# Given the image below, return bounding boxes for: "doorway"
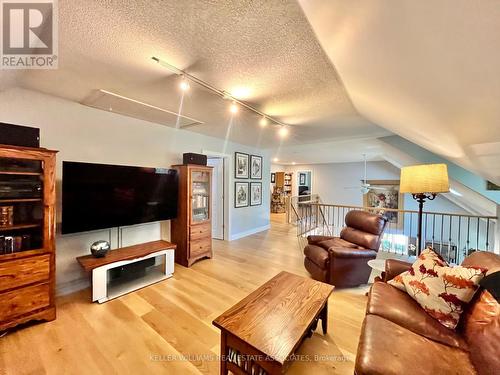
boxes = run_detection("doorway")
[207,157,224,240]
[297,170,313,198]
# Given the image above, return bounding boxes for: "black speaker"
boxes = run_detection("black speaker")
[0,123,40,148]
[183,153,207,166]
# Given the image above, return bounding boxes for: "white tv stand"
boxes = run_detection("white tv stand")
[77,240,175,303]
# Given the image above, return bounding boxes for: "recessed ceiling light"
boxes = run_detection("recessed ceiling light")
[278,126,289,138]
[292,162,296,165]
[230,102,238,114]
[273,157,279,162]
[259,116,268,127]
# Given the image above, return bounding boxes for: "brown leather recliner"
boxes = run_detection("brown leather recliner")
[303,210,388,287]
[355,251,500,375]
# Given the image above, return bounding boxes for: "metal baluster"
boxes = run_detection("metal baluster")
[447,215,452,263]
[476,217,480,251]
[466,217,471,255]
[486,218,490,251]
[432,214,436,248]
[408,212,413,256]
[424,213,428,247]
[439,215,444,258]
[321,206,328,234]
[458,217,462,263]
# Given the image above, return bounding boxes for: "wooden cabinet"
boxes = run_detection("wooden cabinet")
[0,144,57,331]
[171,164,213,267]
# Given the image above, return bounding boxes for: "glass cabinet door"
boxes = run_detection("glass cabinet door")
[0,157,44,255]
[191,170,210,223]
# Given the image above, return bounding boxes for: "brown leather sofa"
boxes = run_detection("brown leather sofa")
[355,251,500,375]
[303,210,388,287]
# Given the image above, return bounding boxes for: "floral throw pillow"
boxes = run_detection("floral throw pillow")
[388,247,487,329]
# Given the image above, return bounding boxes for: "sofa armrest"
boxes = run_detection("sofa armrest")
[307,235,334,245]
[384,259,412,281]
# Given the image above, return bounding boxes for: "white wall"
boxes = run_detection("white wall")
[282,161,469,215]
[0,88,270,294]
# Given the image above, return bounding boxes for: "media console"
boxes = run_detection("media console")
[76,240,175,303]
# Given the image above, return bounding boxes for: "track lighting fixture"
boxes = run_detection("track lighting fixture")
[152,56,293,136]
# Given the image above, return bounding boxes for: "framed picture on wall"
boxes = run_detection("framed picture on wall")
[250,155,262,179]
[250,182,262,206]
[271,173,276,183]
[363,180,404,231]
[299,173,306,185]
[235,152,249,179]
[235,182,249,208]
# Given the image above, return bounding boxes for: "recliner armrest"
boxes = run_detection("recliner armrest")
[307,235,334,245]
[384,259,412,281]
[329,247,377,259]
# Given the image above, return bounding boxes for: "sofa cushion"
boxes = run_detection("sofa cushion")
[368,282,467,350]
[304,245,329,268]
[388,248,487,329]
[355,315,476,375]
[459,251,500,375]
[344,210,387,235]
[340,227,382,251]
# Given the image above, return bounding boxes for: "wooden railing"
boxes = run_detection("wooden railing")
[295,202,498,264]
[286,194,320,224]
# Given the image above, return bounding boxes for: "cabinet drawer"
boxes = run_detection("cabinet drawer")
[0,254,50,293]
[189,223,211,241]
[0,283,50,321]
[190,237,211,258]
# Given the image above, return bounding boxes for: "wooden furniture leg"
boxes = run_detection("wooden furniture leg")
[220,331,228,375]
[321,301,328,334]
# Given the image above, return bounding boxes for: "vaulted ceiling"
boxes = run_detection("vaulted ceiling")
[299,0,500,183]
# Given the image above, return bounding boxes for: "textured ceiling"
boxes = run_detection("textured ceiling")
[5,0,389,151]
[299,0,500,182]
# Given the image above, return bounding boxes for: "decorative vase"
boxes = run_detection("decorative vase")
[90,240,110,258]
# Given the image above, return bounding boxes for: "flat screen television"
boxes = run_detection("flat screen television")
[62,161,178,234]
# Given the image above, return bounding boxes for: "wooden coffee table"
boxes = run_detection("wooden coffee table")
[213,271,334,375]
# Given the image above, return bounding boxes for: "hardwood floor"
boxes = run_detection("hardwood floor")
[1,218,369,375]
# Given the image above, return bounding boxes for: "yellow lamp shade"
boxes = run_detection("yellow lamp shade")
[400,164,450,194]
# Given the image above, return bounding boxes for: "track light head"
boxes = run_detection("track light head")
[278,126,289,138]
[259,116,268,127]
[230,102,238,114]
[179,76,190,91]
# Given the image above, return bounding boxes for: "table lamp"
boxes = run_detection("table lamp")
[400,164,450,254]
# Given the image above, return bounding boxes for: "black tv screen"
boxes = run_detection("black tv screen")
[62,161,178,234]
